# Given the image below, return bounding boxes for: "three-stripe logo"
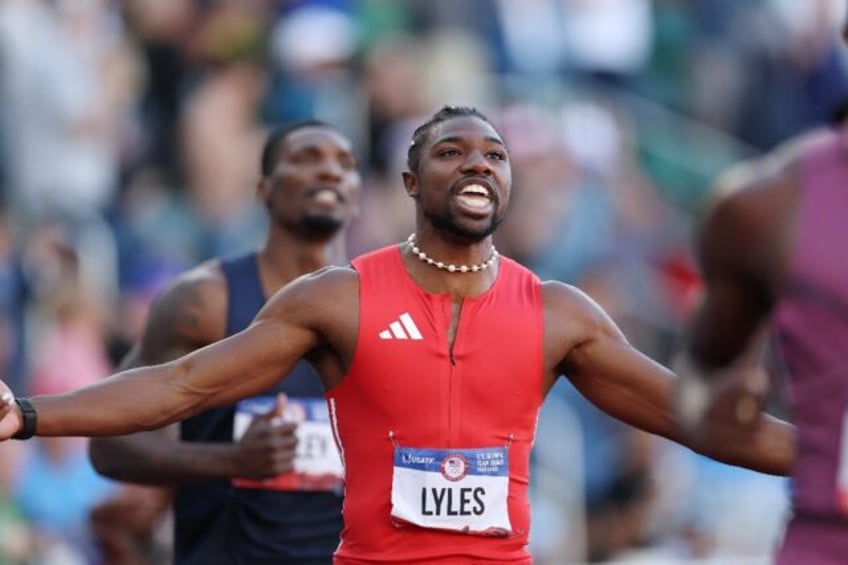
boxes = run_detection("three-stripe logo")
[379,312,423,340]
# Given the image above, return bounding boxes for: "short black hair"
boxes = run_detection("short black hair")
[260,120,341,176]
[406,105,497,172]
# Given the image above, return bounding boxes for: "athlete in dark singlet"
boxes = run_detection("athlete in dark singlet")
[87,121,361,564]
[1,106,794,563]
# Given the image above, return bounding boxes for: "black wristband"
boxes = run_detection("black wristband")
[12,397,37,440]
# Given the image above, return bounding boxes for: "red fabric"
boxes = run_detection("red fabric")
[327,245,544,563]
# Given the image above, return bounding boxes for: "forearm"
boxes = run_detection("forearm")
[17,321,298,439]
[29,363,200,437]
[693,414,795,476]
[90,432,243,484]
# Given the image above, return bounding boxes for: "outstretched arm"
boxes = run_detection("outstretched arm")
[89,271,297,484]
[546,282,795,476]
[0,268,343,441]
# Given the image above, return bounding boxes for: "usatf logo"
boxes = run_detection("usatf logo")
[378,312,423,340]
[440,454,468,482]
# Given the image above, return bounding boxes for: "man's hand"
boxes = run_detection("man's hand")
[234,394,299,479]
[0,386,22,441]
[674,355,770,444]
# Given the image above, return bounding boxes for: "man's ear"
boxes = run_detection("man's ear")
[402,171,419,199]
[257,177,271,201]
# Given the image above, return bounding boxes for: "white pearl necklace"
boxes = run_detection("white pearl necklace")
[406,233,498,273]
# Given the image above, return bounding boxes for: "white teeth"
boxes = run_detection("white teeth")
[314,190,338,204]
[459,184,490,197]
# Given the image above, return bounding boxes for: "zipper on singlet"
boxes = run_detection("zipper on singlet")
[447,298,464,440]
[448,298,463,366]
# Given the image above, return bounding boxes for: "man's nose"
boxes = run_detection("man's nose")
[317,158,344,180]
[460,150,492,175]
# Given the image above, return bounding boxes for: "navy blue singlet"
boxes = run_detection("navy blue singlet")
[173,254,343,564]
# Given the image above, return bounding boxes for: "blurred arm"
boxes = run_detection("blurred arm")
[676,154,796,435]
[547,282,795,476]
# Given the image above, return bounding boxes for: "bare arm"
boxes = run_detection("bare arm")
[89,387,295,484]
[685,157,792,369]
[90,271,229,483]
[546,282,794,476]
[675,152,797,435]
[0,267,349,441]
[89,270,296,484]
[89,344,187,484]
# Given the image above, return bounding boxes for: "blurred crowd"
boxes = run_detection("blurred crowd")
[0,0,846,563]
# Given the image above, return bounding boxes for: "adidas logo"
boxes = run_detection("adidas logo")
[379,312,423,340]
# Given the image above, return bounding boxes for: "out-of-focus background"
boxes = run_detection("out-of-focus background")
[0,0,846,563]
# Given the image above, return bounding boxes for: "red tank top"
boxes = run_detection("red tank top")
[327,245,544,563]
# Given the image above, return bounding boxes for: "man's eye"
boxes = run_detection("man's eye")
[438,149,460,157]
[292,152,319,163]
[487,152,506,161]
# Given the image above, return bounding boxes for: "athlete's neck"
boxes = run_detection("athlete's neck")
[259,231,347,292]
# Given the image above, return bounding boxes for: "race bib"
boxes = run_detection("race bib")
[390,446,512,536]
[837,406,848,515]
[232,396,343,492]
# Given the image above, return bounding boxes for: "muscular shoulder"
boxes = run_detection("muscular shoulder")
[702,127,834,233]
[257,265,359,344]
[707,144,794,225]
[697,136,802,285]
[142,260,229,356]
[541,281,626,362]
[263,264,358,308]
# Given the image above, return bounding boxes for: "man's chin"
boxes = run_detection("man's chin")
[431,217,501,243]
[302,215,345,236]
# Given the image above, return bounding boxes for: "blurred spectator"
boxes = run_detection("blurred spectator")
[362,33,430,175]
[348,33,425,255]
[177,1,271,258]
[265,2,362,130]
[561,0,654,87]
[120,0,198,182]
[6,214,119,560]
[490,0,654,89]
[729,0,848,150]
[90,484,173,565]
[491,0,569,76]
[13,437,118,564]
[0,0,140,236]
[0,209,28,395]
[11,219,118,560]
[0,442,36,562]
[29,286,111,394]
